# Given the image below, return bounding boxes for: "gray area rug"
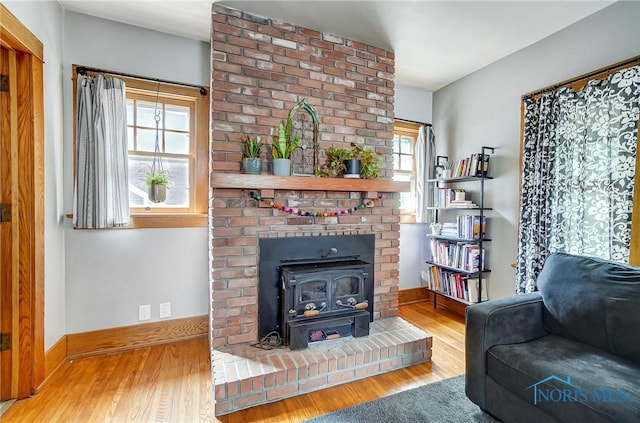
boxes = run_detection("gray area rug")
[303,375,498,423]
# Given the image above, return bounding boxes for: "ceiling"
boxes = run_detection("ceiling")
[57,1,614,91]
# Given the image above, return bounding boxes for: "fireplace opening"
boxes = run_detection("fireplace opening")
[258,235,375,349]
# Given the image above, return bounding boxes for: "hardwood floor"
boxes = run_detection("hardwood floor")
[2,337,213,422]
[1,302,465,423]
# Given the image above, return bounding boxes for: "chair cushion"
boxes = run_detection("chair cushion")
[487,335,640,422]
[537,252,640,364]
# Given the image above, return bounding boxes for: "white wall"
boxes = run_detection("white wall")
[398,224,431,289]
[3,0,67,351]
[395,85,433,289]
[433,1,640,300]
[62,11,211,333]
[395,85,433,125]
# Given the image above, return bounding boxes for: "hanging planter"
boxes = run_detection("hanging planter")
[146,170,170,203]
[145,82,170,204]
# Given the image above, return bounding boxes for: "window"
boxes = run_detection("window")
[126,81,208,227]
[72,66,209,228]
[516,59,640,292]
[392,121,419,222]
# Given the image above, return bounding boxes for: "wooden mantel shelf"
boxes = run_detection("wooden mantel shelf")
[212,173,410,192]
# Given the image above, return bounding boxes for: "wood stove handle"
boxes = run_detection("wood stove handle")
[303,310,320,317]
[355,302,368,309]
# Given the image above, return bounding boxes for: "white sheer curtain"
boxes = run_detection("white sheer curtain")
[73,74,130,229]
[415,125,436,223]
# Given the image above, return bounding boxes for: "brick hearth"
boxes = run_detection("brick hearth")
[209,5,432,415]
[213,317,432,415]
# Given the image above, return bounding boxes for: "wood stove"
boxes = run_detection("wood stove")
[280,257,370,349]
[258,234,375,350]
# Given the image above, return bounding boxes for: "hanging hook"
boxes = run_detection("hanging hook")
[151,81,163,175]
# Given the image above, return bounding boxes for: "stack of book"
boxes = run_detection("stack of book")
[433,188,479,208]
[448,199,478,208]
[440,223,458,238]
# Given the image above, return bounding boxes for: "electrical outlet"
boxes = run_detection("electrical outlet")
[138,304,151,321]
[159,302,171,319]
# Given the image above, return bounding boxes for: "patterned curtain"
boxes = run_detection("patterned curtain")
[516,65,640,294]
[73,74,130,229]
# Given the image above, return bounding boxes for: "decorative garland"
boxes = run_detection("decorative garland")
[250,191,384,217]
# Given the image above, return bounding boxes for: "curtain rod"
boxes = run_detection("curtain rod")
[76,66,208,96]
[395,118,432,127]
[521,55,640,100]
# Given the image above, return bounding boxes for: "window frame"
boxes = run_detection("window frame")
[72,65,209,228]
[393,120,420,223]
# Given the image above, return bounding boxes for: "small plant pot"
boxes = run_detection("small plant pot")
[442,169,453,179]
[242,158,262,175]
[149,182,167,203]
[430,224,442,235]
[343,159,361,178]
[272,158,291,176]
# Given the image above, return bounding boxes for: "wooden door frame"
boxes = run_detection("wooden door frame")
[0,4,45,398]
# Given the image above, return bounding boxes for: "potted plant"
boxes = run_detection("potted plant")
[350,142,381,179]
[145,169,170,203]
[442,161,453,178]
[429,221,442,235]
[242,136,263,174]
[342,153,361,178]
[319,143,381,179]
[271,115,299,176]
[319,146,352,177]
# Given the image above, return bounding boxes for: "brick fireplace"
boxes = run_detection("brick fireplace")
[209,5,431,415]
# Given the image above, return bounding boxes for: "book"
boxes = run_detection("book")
[469,154,479,176]
[472,215,487,239]
[448,200,478,208]
[476,154,490,177]
[456,215,487,239]
[465,245,483,272]
[467,278,488,303]
[433,187,456,208]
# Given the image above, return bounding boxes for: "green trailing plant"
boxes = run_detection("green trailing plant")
[318,143,381,179]
[350,142,381,179]
[319,146,352,177]
[243,136,263,158]
[145,169,171,186]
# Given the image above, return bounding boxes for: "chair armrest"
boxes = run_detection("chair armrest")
[465,292,547,409]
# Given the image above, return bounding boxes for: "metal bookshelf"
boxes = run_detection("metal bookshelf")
[426,146,494,309]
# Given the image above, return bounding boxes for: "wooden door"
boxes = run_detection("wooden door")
[0,4,45,399]
[0,45,13,402]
